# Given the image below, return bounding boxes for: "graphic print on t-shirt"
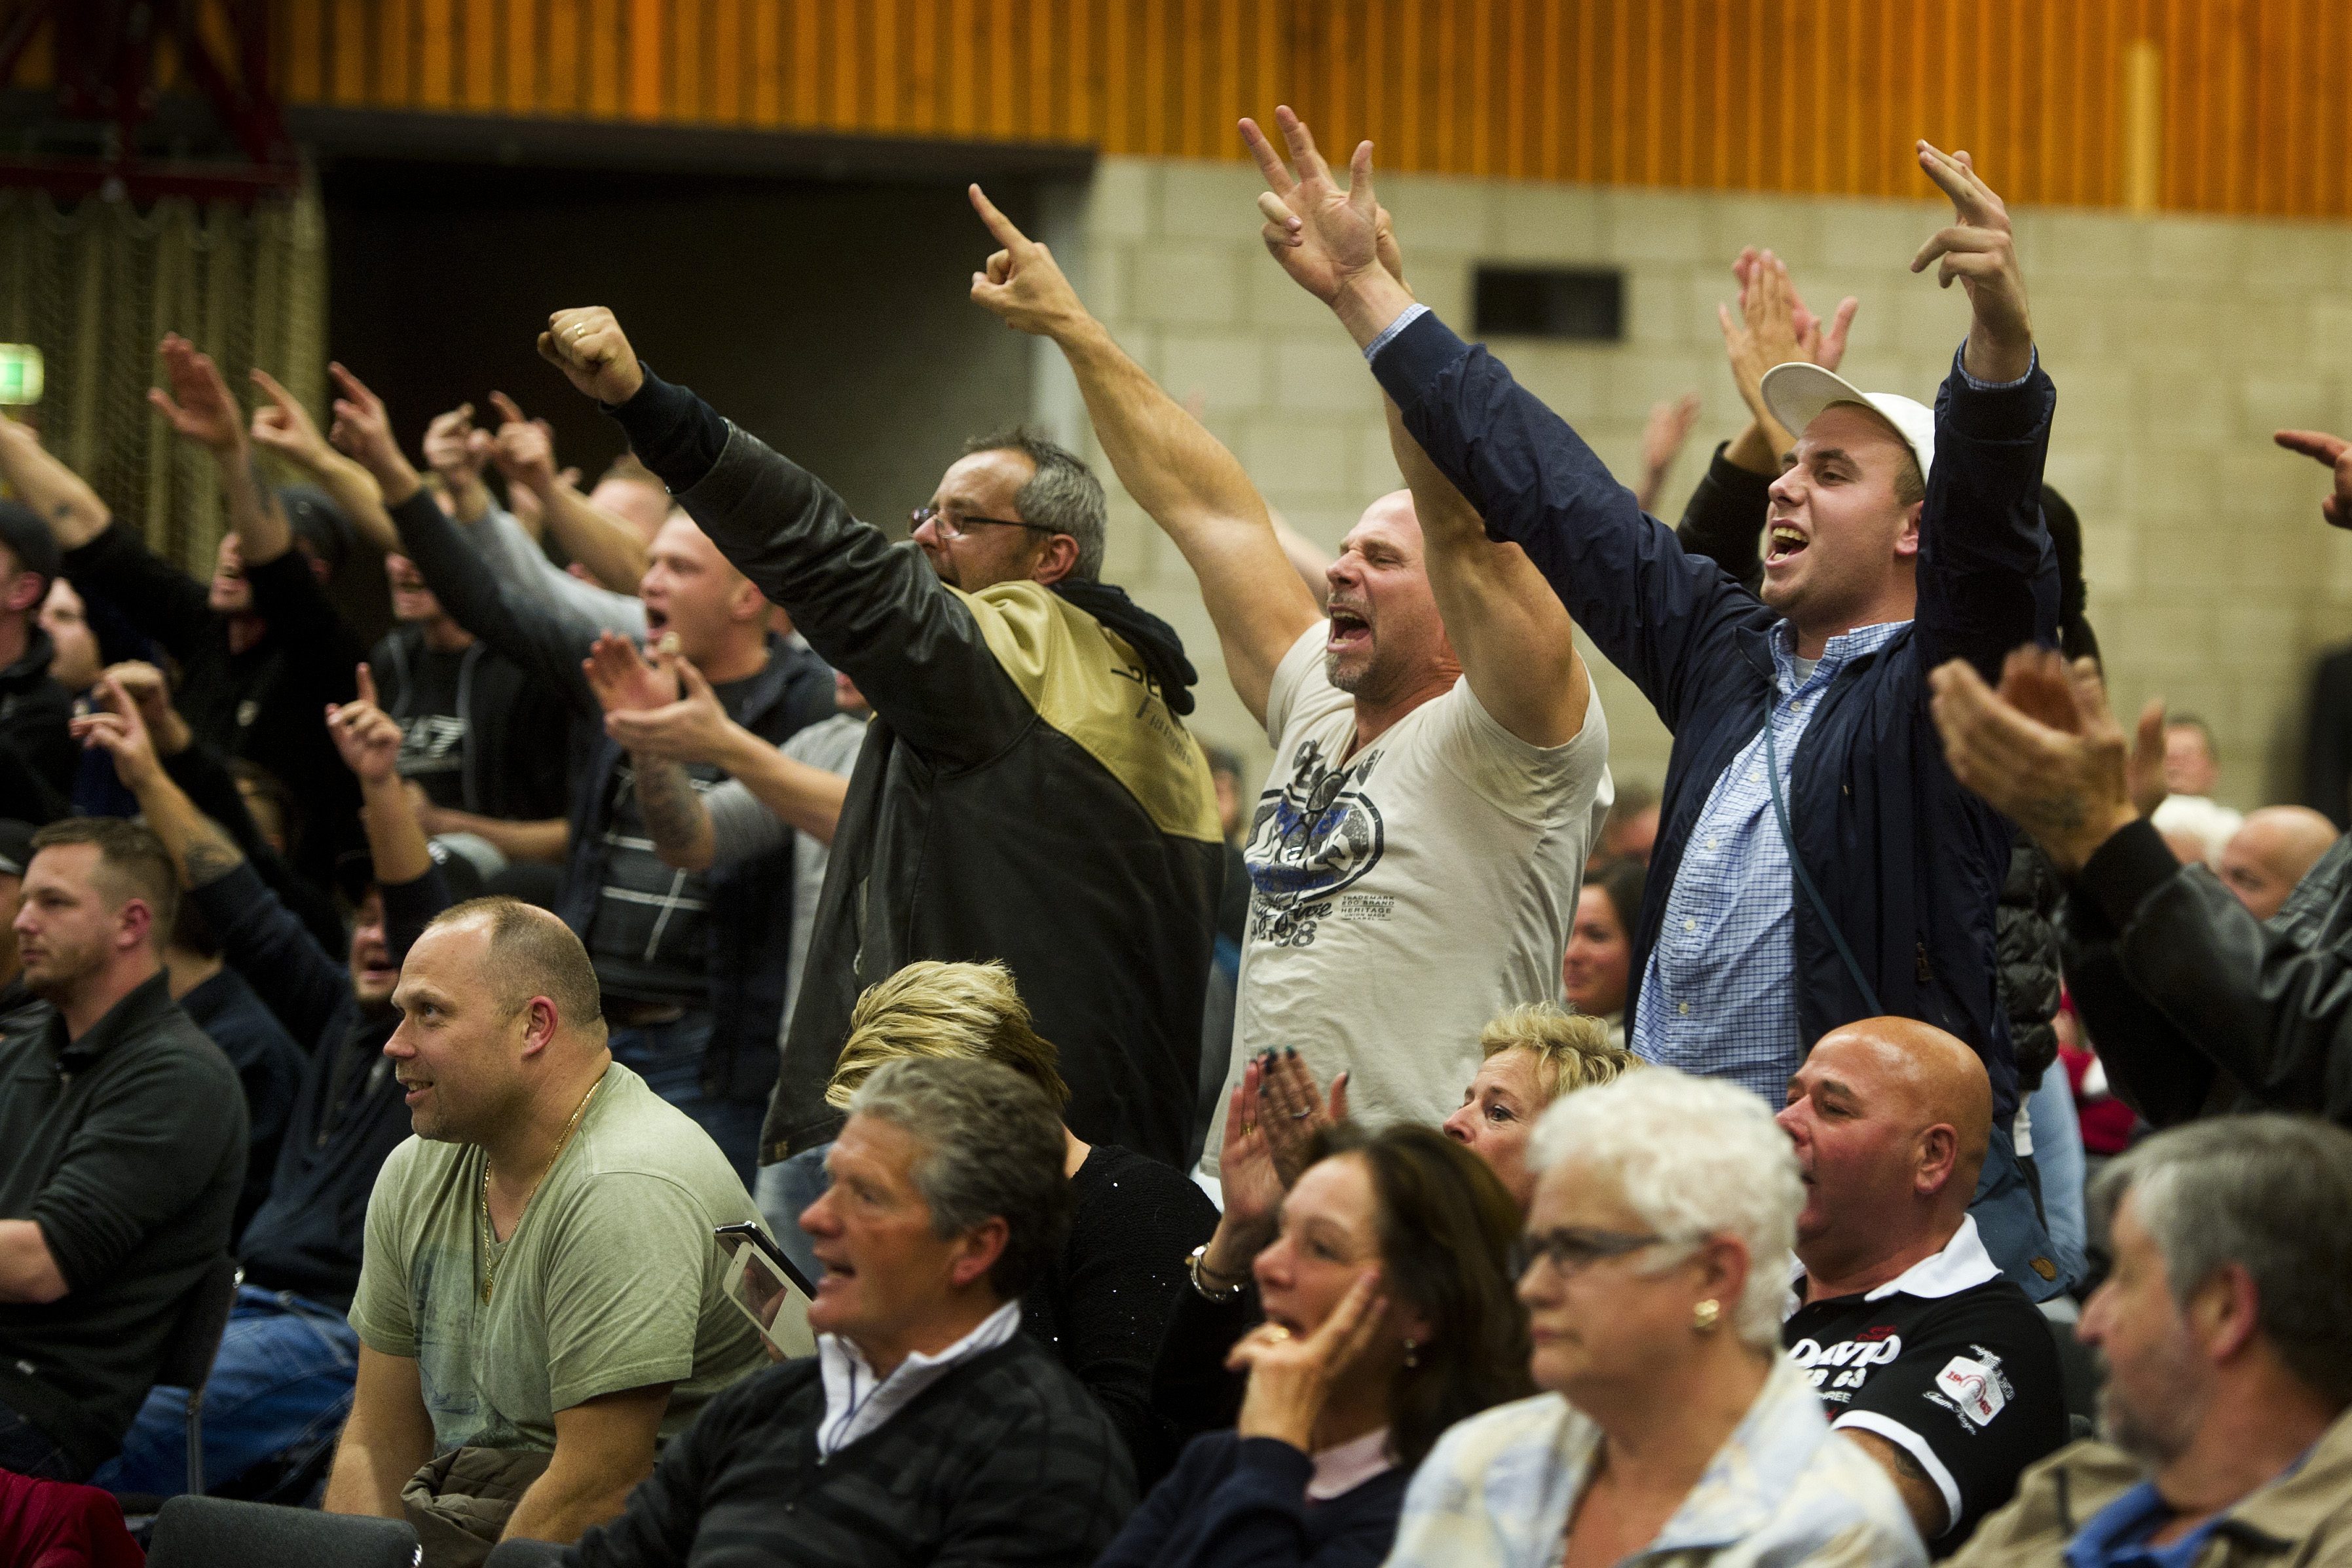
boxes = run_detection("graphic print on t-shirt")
[1242,737,1385,950]
[396,713,468,779]
[1787,1324,1906,1401]
[1928,1347,2014,1430]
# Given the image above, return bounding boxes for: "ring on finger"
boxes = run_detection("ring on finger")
[1289,1108,1313,1120]
[1261,1325,1292,1343]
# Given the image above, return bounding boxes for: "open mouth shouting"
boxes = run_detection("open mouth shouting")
[1764,523,1811,568]
[1327,603,1372,654]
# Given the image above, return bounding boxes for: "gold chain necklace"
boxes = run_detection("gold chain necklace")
[479,1073,604,1303]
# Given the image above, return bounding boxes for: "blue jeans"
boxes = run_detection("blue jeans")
[753,1143,833,1286]
[88,1287,358,1496]
[0,1398,77,1481]
[609,1009,763,1187]
[2028,1065,2090,1294]
[1970,1122,2067,1303]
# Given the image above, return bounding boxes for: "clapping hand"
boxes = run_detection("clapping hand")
[151,335,246,454]
[582,631,679,717]
[538,308,645,406]
[1911,143,2032,381]
[1258,1047,1351,1189]
[2276,429,2352,531]
[603,650,740,764]
[326,664,405,789]
[1930,646,2162,874]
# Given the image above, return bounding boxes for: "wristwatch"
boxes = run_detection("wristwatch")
[1187,1242,1247,1303]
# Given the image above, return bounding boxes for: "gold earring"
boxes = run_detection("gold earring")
[1693,1298,1721,1333]
[1402,1337,1419,1368]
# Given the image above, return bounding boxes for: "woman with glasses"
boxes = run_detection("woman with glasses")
[1386,1068,1926,1568]
[1098,1120,1529,1568]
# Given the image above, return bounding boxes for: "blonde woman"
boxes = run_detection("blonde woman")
[1387,1069,1924,1568]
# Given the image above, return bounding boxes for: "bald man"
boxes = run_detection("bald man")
[1779,1018,2068,1552]
[327,898,767,1559]
[2217,806,2340,923]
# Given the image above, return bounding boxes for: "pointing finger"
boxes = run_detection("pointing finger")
[968,183,1030,250]
[2277,429,2352,466]
[489,390,527,427]
[355,662,379,708]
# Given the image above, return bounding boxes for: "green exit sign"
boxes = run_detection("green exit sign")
[0,346,42,406]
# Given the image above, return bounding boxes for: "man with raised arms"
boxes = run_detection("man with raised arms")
[1246,109,2063,1294]
[963,185,1609,1174]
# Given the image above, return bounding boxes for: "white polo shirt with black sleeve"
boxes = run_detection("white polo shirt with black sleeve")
[1783,1216,2068,1552]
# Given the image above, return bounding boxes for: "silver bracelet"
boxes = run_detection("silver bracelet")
[1187,1242,1246,1303]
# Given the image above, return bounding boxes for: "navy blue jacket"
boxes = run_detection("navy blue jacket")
[1096,1431,1408,1568]
[1372,312,2056,1123]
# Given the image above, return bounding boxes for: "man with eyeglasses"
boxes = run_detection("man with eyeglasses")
[1778,1017,2066,1552]
[534,301,1223,1172]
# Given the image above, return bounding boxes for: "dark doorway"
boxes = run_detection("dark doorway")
[323,161,1041,532]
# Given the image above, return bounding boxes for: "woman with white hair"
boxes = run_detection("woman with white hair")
[1383,1068,1926,1568]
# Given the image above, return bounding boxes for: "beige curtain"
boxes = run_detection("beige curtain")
[0,174,327,576]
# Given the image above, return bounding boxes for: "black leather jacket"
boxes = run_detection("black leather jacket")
[2061,817,2352,1126]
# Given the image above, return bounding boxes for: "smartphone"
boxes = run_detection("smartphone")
[0,345,41,406]
[713,1222,817,1360]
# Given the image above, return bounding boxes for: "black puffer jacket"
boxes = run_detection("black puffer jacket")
[2000,842,2062,1093]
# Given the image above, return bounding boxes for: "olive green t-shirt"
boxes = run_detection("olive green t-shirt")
[348,1061,768,1453]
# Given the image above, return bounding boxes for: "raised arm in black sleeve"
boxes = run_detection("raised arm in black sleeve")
[1672,442,1774,593]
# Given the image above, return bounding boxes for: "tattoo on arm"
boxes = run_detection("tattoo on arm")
[631,758,709,853]
[182,813,247,887]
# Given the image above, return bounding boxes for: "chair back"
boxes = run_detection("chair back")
[147,1495,422,1568]
[155,1255,242,1394]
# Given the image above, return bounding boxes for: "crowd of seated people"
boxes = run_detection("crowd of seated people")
[3,100,2352,1568]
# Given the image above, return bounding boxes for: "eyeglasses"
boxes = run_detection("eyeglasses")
[1518,1226,1666,1280]
[910,504,1061,542]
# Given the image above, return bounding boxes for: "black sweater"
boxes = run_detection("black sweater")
[566,1335,1136,1567]
[1020,1144,1217,1491]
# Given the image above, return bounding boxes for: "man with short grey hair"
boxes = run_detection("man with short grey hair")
[1952,1115,2352,1567]
[563,1055,1134,1567]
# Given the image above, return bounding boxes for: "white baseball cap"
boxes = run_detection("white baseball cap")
[1761,362,1935,488]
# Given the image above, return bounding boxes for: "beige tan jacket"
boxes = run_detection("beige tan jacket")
[1952,1406,2352,1568]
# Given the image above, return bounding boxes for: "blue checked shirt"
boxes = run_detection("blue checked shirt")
[1633,617,1911,1100]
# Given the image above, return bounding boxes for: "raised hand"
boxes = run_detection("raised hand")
[1212,1055,1285,1254]
[150,335,246,454]
[249,367,336,472]
[582,631,678,717]
[1911,143,2032,383]
[537,307,644,406]
[487,392,557,495]
[1258,1047,1351,1189]
[1227,1267,1389,1451]
[98,660,191,756]
[1636,392,1702,513]
[326,663,405,788]
[965,184,1094,341]
[2276,429,2352,530]
[327,363,400,472]
[1734,247,1858,372]
[1930,646,2144,874]
[603,651,739,764]
[420,403,495,486]
[1241,107,1383,307]
[71,673,163,792]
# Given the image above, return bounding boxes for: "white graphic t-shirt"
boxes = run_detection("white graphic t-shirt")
[1200,623,1612,1174]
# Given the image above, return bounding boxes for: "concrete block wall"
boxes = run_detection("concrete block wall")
[1056,155,2352,812]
